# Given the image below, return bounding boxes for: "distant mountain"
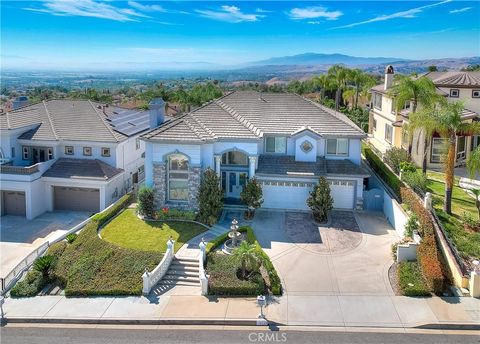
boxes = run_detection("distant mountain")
[250,53,408,67]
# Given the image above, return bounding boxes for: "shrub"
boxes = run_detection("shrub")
[307,176,333,222]
[397,261,431,297]
[364,147,404,198]
[157,208,196,221]
[384,147,410,174]
[66,233,78,244]
[402,170,429,195]
[232,241,260,278]
[404,214,419,238]
[10,270,48,298]
[400,187,433,236]
[399,161,416,174]
[33,255,55,278]
[47,241,67,258]
[92,193,133,227]
[137,186,155,219]
[240,177,264,218]
[461,211,480,231]
[197,168,223,226]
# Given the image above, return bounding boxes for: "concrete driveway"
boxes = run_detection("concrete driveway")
[0,211,89,278]
[221,209,399,296]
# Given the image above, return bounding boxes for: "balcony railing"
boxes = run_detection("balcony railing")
[0,163,40,175]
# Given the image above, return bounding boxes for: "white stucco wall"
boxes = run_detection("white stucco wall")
[294,134,317,162]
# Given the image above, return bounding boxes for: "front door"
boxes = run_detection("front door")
[226,171,247,198]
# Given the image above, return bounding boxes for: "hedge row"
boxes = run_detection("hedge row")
[47,193,162,296]
[400,187,445,294]
[206,225,282,296]
[363,146,404,199]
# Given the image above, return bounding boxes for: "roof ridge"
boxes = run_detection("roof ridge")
[4,112,11,129]
[88,100,120,143]
[42,100,59,140]
[298,94,364,135]
[215,98,262,137]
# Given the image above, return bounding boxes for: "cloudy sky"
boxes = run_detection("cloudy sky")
[1,0,479,70]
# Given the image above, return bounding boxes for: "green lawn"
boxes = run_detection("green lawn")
[101,209,206,252]
[426,175,480,259]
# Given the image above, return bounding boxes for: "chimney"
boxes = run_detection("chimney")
[384,65,395,90]
[148,98,166,129]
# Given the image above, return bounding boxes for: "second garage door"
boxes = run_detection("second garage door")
[53,187,100,212]
[328,180,355,209]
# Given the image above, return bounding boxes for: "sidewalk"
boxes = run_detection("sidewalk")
[3,293,479,329]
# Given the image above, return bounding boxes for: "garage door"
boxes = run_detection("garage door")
[53,187,100,212]
[328,180,355,209]
[3,191,26,216]
[260,179,355,210]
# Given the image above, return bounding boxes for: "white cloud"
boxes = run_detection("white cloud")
[307,21,321,25]
[449,7,472,14]
[127,1,166,13]
[288,6,343,21]
[332,0,452,29]
[255,8,272,13]
[195,5,264,23]
[23,0,149,22]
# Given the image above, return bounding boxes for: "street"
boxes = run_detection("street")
[1,326,479,344]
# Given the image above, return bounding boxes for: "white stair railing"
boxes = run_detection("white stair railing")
[142,239,174,295]
[198,238,208,296]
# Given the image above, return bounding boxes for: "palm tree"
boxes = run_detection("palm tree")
[427,101,480,214]
[232,241,259,278]
[467,146,480,179]
[389,74,444,165]
[313,74,332,102]
[327,65,349,111]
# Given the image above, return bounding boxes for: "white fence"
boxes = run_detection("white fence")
[142,239,174,295]
[199,240,208,296]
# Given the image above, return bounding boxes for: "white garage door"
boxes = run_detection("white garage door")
[328,180,355,209]
[54,186,100,212]
[260,179,355,210]
[2,191,26,216]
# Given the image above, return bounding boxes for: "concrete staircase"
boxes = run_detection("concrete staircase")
[156,257,200,287]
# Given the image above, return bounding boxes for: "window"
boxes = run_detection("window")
[22,146,29,160]
[221,151,248,165]
[373,93,382,110]
[402,130,409,148]
[47,148,53,160]
[326,138,349,156]
[101,147,110,157]
[168,154,189,201]
[11,147,15,158]
[265,136,286,154]
[135,138,140,150]
[431,137,446,163]
[372,119,377,131]
[300,140,313,153]
[65,146,74,155]
[384,124,393,144]
[472,90,480,98]
[457,136,466,160]
[450,89,459,98]
[83,147,92,156]
[138,165,144,174]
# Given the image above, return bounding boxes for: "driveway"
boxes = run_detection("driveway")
[0,211,89,278]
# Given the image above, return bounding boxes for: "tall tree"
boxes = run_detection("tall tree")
[327,65,349,111]
[312,74,332,101]
[197,168,223,225]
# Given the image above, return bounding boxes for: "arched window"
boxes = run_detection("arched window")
[168,154,189,201]
[221,151,248,166]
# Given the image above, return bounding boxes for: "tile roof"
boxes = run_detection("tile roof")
[255,155,369,177]
[0,100,154,142]
[423,71,480,87]
[43,158,123,180]
[142,91,365,142]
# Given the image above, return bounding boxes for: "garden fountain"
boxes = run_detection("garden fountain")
[223,218,244,254]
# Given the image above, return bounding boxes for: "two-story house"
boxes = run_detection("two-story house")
[141,91,369,211]
[0,99,166,219]
[368,66,480,169]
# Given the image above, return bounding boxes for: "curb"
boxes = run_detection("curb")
[416,323,480,331]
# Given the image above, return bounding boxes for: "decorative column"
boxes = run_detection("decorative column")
[214,155,221,176]
[249,156,257,178]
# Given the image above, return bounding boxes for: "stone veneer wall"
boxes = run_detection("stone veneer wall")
[152,162,201,211]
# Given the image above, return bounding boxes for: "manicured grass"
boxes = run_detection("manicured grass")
[101,209,206,253]
[398,261,431,297]
[426,175,480,259]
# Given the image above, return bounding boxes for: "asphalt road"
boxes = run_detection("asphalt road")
[1,327,479,344]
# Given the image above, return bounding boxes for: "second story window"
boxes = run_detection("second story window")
[102,147,111,157]
[22,146,29,160]
[373,93,382,110]
[472,90,480,98]
[265,136,286,154]
[47,148,53,160]
[65,146,74,155]
[135,138,140,150]
[385,124,393,144]
[450,89,459,98]
[326,138,349,156]
[83,147,92,156]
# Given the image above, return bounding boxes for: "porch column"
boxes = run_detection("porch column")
[214,155,221,176]
[248,156,257,178]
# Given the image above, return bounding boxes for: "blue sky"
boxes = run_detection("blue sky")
[1,1,479,70]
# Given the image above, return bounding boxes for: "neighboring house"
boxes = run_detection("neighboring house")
[142,91,369,211]
[0,99,167,219]
[368,66,480,169]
